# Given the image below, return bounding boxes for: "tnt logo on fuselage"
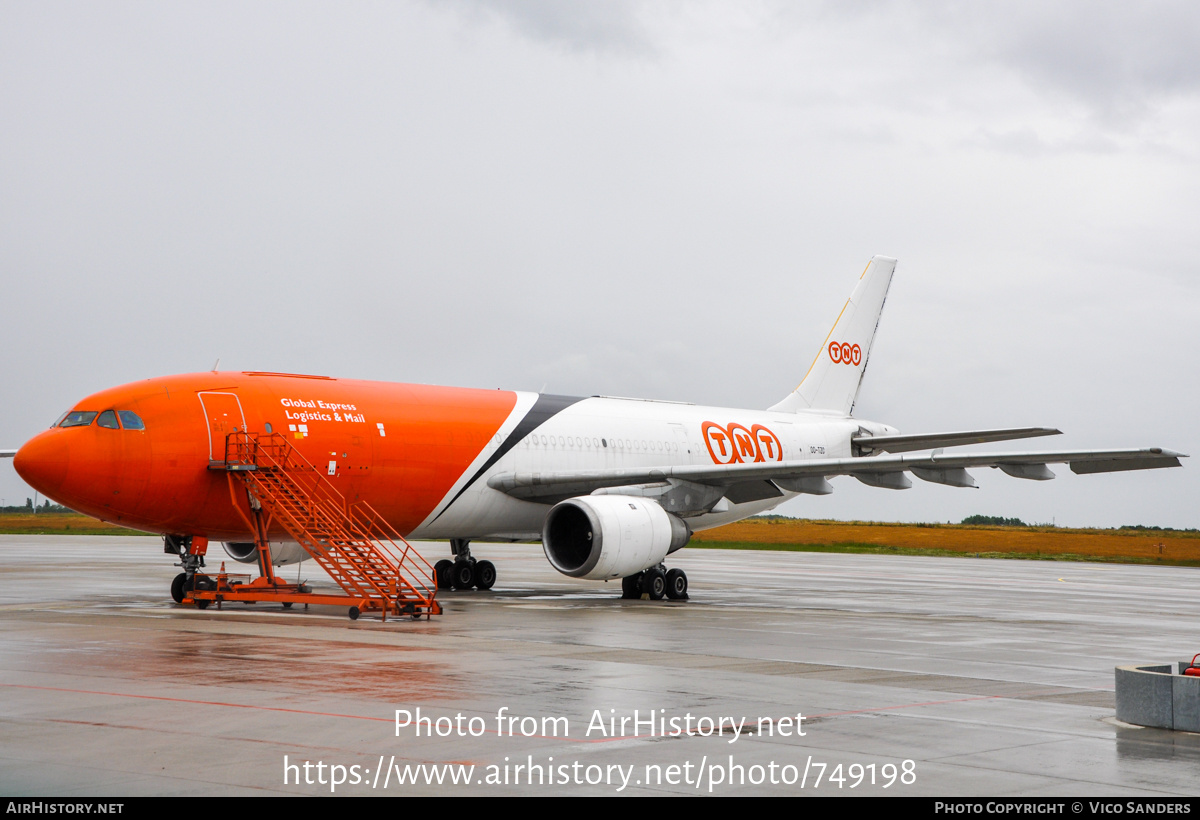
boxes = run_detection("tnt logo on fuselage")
[701,422,784,465]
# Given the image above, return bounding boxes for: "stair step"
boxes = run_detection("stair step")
[225,432,437,613]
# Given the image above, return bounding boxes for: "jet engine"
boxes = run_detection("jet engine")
[221,541,310,566]
[542,495,691,580]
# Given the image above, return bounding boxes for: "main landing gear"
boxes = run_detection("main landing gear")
[434,539,496,592]
[621,565,688,601]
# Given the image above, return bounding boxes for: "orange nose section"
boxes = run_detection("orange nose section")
[13,430,71,499]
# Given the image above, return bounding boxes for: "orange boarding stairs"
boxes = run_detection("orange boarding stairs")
[187,431,441,620]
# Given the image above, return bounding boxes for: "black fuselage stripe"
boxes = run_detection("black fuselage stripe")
[431,394,586,523]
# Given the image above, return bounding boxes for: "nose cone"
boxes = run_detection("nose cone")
[13,431,71,498]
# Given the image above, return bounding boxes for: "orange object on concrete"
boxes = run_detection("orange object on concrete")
[185,432,440,620]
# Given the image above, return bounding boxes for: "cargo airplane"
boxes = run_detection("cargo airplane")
[3,257,1186,603]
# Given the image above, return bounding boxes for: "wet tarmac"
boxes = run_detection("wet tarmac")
[1,535,1198,796]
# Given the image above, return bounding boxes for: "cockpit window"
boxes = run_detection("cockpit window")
[118,410,145,431]
[60,411,98,428]
[52,411,69,428]
[97,410,119,429]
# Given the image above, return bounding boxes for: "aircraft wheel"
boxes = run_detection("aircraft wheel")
[665,568,688,600]
[474,560,496,590]
[621,575,642,599]
[434,560,453,590]
[170,573,187,604]
[451,561,476,590]
[645,568,666,601]
[184,574,215,608]
[349,606,361,621]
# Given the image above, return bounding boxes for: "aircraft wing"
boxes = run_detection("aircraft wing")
[0,450,16,458]
[487,447,1186,502]
[852,427,1061,454]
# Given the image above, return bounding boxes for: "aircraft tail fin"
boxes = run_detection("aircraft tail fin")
[769,255,896,416]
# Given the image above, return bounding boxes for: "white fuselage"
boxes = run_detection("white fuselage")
[415,393,894,540]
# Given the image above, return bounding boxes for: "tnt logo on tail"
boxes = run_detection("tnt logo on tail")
[828,341,861,365]
[702,422,783,464]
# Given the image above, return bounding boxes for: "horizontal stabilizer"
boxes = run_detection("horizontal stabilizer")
[0,449,16,458]
[853,427,1060,454]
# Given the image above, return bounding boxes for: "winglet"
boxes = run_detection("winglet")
[770,255,897,416]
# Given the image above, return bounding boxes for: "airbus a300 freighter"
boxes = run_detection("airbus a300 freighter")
[5,257,1185,608]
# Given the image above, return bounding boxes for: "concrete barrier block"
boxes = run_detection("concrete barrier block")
[1172,673,1200,733]
[1115,664,1173,729]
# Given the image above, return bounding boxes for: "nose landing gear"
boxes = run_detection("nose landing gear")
[166,534,208,604]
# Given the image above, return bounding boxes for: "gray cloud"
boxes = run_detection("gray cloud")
[1,2,1196,529]
[445,0,655,55]
[999,5,1199,112]
[927,2,1200,122]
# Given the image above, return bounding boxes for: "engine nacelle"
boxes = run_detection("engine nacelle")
[542,495,691,580]
[221,541,310,566]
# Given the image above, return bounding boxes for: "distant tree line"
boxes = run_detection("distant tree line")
[744,514,1195,532]
[0,498,76,514]
[961,515,1028,527]
[1119,523,1198,533]
[959,516,1196,532]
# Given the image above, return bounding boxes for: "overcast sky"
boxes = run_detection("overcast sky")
[2,1,1198,529]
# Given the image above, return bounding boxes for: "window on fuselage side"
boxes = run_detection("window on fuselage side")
[96,410,119,429]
